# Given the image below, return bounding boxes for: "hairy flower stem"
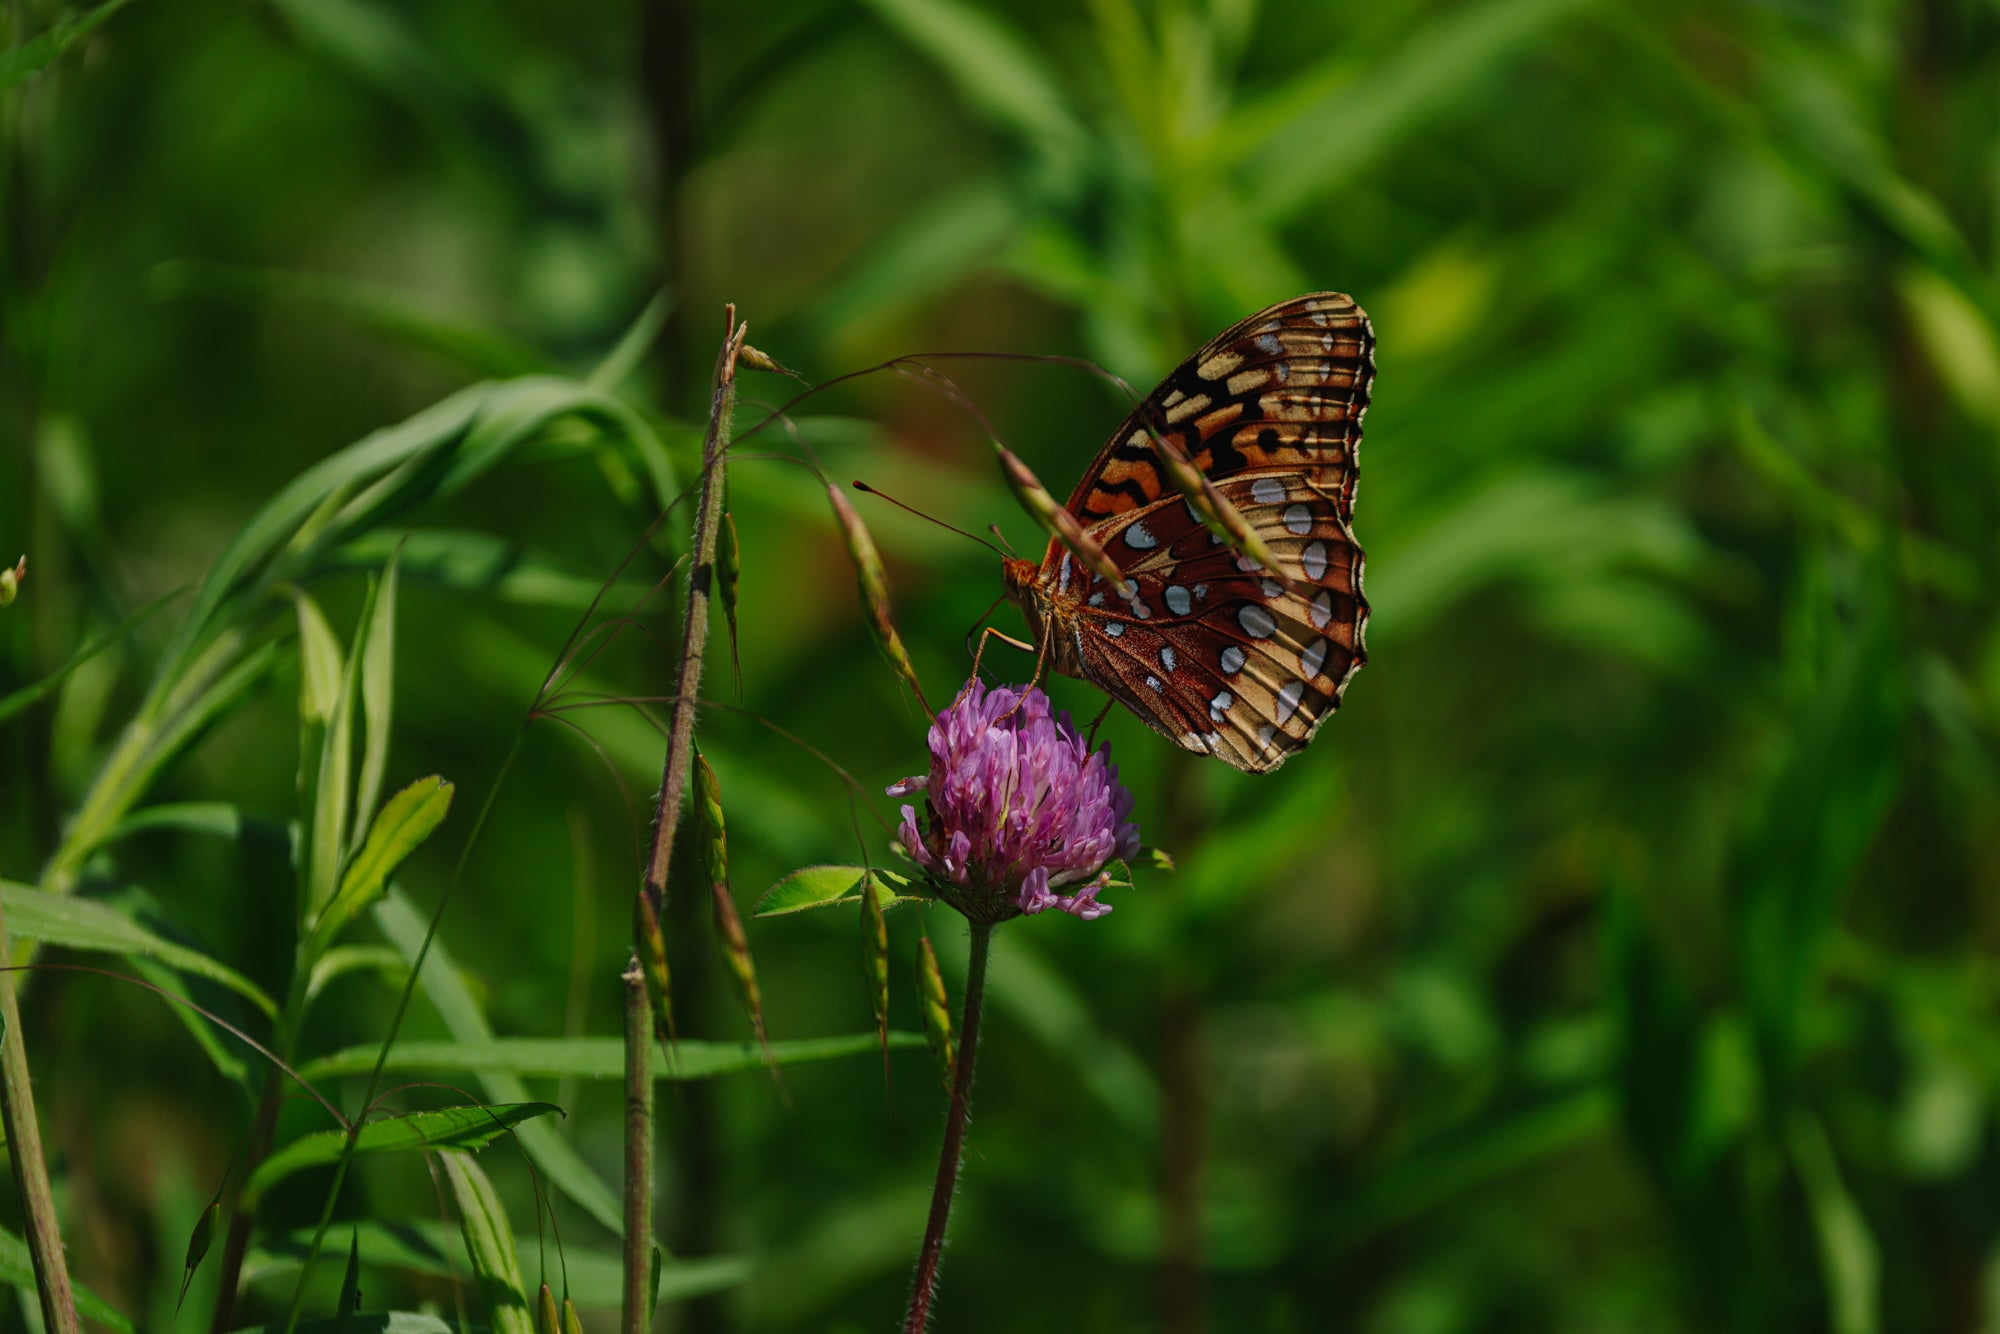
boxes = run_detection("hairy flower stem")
[622,957,653,1334]
[903,918,994,1334]
[0,900,80,1334]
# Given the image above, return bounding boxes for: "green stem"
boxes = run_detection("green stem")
[903,918,994,1334]
[621,957,653,1334]
[0,896,80,1334]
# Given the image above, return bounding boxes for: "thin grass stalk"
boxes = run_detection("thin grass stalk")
[624,308,745,1330]
[0,898,80,1334]
[640,310,745,907]
[903,919,994,1334]
[621,957,653,1334]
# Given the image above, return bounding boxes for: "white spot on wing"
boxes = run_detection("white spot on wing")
[1301,638,1328,678]
[1058,552,1073,593]
[1146,674,1163,693]
[1220,645,1246,674]
[1193,584,1209,602]
[1106,622,1125,638]
[1239,605,1277,639]
[1261,579,1283,599]
[1275,680,1305,724]
[1088,592,1105,607]
[1257,724,1277,751]
[1309,589,1334,630]
[1164,585,1192,616]
[1256,333,1283,355]
[1209,691,1233,721]
[1251,477,1287,506]
[1302,541,1329,582]
[1124,520,1159,550]
[1283,504,1312,535]
[1160,645,1177,672]
[1130,597,1151,619]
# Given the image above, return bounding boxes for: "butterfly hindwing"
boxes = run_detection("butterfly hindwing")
[1058,468,1367,773]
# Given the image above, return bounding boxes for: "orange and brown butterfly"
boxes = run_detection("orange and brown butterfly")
[1000,292,1373,774]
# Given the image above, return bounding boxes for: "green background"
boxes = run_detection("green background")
[4,0,2000,1330]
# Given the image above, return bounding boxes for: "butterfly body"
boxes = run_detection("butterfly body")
[1007,293,1374,774]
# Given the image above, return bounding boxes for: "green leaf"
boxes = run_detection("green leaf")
[0,881,276,1017]
[354,552,402,839]
[0,1221,136,1333]
[333,1231,362,1333]
[306,945,409,1004]
[292,590,347,726]
[298,1031,925,1084]
[242,1103,560,1209]
[1790,1115,1881,1334]
[375,891,623,1233]
[0,0,137,90]
[305,776,453,962]
[439,1151,534,1334]
[755,866,920,917]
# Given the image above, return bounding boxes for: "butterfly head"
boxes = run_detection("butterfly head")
[1001,554,1055,656]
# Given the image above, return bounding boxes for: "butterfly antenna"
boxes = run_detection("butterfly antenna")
[986,523,1018,556]
[851,481,1007,557]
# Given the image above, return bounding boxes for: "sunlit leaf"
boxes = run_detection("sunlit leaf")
[242,1103,561,1209]
[755,866,919,917]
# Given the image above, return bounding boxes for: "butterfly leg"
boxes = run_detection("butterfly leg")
[1084,695,1116,747]
[969,625,1036,683]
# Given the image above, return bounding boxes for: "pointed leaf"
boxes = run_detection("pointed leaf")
[0,881,275,1017]
[355,552,401,837]
[756,866,918,917]
[439,1151,534,1334]
[297,1032,923,1083]
[305,776,453,961]
[333,1231,362,1333]
[242,1102,561,1208]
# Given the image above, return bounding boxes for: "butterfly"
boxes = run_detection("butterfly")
[1000,293,1373,774]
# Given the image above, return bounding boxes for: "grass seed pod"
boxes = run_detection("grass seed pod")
[827,484,930,712]
[861,877,890,1074]
[915,932,956,1092]
[995,447,1132,596]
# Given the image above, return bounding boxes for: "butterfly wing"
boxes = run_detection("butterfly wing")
[1062,292,1372,526]
[1035,292,1374,773]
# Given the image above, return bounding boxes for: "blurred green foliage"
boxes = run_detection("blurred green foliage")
[4,0,2000,1331]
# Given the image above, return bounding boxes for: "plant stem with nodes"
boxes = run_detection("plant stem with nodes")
[626,307,747,1332]
[621,957,653,1334]
[904,918,994,1334]
[0,899,79,1334]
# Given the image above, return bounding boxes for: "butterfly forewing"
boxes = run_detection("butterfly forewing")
[1063,293,1372,527]
[1030,292,1374,774]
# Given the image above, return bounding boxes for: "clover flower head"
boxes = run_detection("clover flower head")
[889,680,1141,923]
